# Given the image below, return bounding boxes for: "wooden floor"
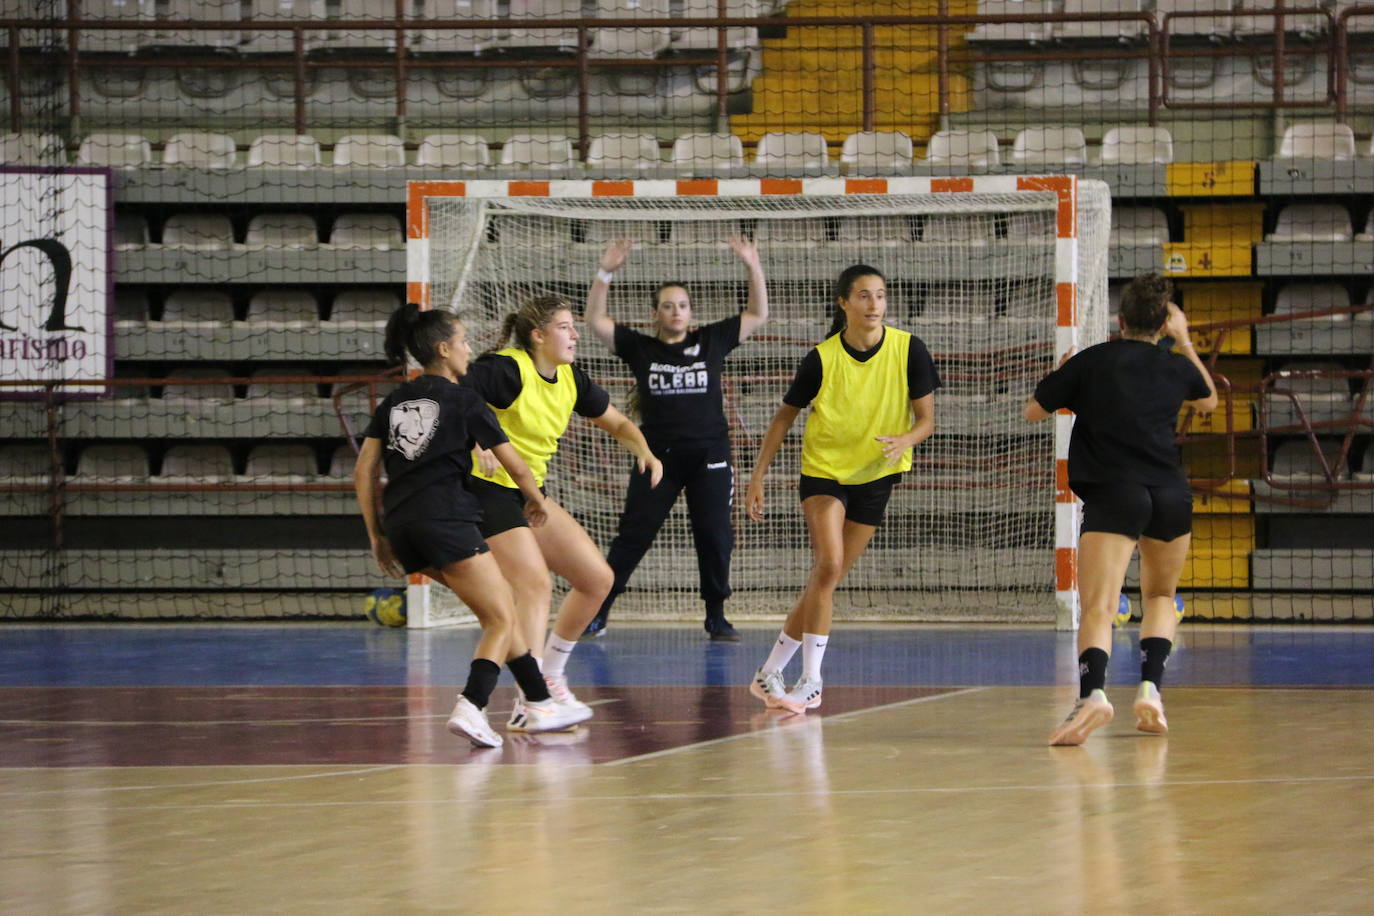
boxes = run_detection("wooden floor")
[1,626,1372,914]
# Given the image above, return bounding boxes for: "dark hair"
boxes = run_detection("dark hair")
[384,303,460,367]
[490,294,571,353]
[826,264,886,337]
[1119,273,1172,335]
[651,281,691,311]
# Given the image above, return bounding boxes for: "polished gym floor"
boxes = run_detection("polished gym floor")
[2,623,1371,914]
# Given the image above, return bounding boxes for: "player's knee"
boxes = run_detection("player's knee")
[579,561,615,601]
[810,556,844,586]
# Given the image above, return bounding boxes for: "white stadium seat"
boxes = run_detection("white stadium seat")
[78,134,153,168]
[1277,122,1358,161]
[754,131,830,170]
[967,0,1056,43]
[591,0,672,58]
[162,366,236,401]
[242,291,320,325]
[1266,204,1353,242]
[327,213,404,250]
[332,134,407,168]
[586,133,663,170]
[159,445,236,482]
[160,290,235,325]
[840,131,914,172]
[328,290,399,323]
[158,0,242,48]
[242,443,319,479]
[671,132,746,172]
[247,134,324,169]
[415,133,491,169]
[1099,126,1175,164]
[1111,207,1170,246]
[1011,126,1089,166]
[1274,284,1352,320]
[413,0,498,54]
[0,133,65,164]
[924,130,1000,168]
[242,0,329,53]
[75,444,149,480]
[497,134,576,171]
[162,132,238,169]
[243,213,320,250]
[161,213,235,250]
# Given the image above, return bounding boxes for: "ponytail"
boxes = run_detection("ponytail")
[383,303,459,367]
[487,294,571,355]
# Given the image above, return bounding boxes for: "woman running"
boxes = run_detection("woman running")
[465,295,663,730]
[1024,273,1217,746]
[354,304,591,747]
[744,264,940,714]
[582,235,769,641]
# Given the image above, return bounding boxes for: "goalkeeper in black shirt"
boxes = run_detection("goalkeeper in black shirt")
[581,236,770,640]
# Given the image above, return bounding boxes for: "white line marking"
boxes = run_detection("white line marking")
[0,765,405,797]
[603,686,987,767]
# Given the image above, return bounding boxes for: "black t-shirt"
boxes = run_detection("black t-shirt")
[462,352,611,418]
[613,315,742,444]
[783,330,942,408]
[1033,338,1212,485]
[363,374,508,526]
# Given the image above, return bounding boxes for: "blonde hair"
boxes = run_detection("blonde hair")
[490,294,572,353]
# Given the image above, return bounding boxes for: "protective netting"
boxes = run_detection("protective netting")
[416,183,1110,624]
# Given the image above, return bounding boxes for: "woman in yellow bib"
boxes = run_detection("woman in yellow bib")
[744,265,940,714]
[465,295,662,730]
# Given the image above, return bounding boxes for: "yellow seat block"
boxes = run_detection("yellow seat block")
[1180,202,1266,243]
[1166,161,1257,197]
[1180,516,1254,588]
[1163,242,1253,277]
[1178,281,1262,354]
[1190,479,1253,514]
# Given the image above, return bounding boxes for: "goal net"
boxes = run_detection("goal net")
[406,177,1111,628]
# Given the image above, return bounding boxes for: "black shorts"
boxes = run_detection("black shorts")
[798,473,899,527]
[384,518,488,574]
[469,476,544,539]
[1073,481,1193,542]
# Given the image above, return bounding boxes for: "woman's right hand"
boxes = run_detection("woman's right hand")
[523,498,548,528]
[371,536,405,579]
[1162,302,1192,348]
[746,478,766,522]
[600,238,632,274]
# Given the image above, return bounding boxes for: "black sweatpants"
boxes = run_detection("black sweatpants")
[601,437,734,617]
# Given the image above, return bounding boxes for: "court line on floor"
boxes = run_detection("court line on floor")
[602,686,988,767]
[0,764,407,798]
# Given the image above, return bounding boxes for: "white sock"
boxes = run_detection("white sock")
[802,633,829,682]
[542,633,577,677]
[762,631,802,674]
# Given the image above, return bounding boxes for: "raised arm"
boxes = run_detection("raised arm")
[1163,302,1219,413]
[353,437,404,579]
[745,403,802,521]
[590,403,664,487]
[585,238,632,351]
[730,235,770,342]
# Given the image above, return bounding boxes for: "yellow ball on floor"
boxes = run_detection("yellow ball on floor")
[1113,593,1131,628]
[364,587,407,628]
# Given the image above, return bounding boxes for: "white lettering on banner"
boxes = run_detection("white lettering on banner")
[0,169,110,397]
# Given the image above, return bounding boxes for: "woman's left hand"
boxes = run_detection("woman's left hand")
[875,433,912,464]
[639,455,664,488]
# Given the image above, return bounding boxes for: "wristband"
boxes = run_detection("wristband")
[1177,341,1195,351]
[596,269,615,285]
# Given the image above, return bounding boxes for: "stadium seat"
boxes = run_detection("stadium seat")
[591,0,671,58]
[247,134,324,169]
[0,444,52,481]
[839,131,914,172]
[843,215,915,247]
[242,291,320,325]
[77,133,153,168]
[1359,211,1374,243]
[114,213,150,250]
[924,285,996,319]
[1011,126,1089,166]
[162,132,238,169]
[414,0,498,54]
[667,219,744,245]
[242,443,320,479]
[586,133,663,170]
[967,0,1056,43]
[672,0,763,51]
[1274,283,1352,320]
[1005,211,1058,241]
[114,290,150,326]
[1154,0,1235,39]
[75,444,149,480]
[1266,203,1353,242]
[582,219,662,245]
[1234,0,1330,36]
[317,0,403,50]
[754,131,830,171]
[162,366,236,401]
[497,134,576,171]
[0,133,65,165]
[415,134,491,169]
[1271,360,1353,413]
[1099,126,1175,164]
[501,0,583,52]
[670,132,746,172]
[242,0,329,53]
[492,216,569,246]
[328,290,399,323]
[327,213,404,250]
[326,444,359,479]
[922,213,997,244]
[1277,122,1357,160]
[332,134,407,168]
[157,0,241,48]
[159,445,236,481]
[1057,0,1149,41]
[924,130,1000,168]
[755,218,830,248]
[160,290,235,325]
[1111,207,1170,245]
[1270,438,1348,480]
[245,369,324,402]
[0,0,65,48]
[77,0,157,53]
[161,213,235,250]
[243,213,320,250]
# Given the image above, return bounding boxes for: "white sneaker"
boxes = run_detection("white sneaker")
[522,698,593,733]
[780,675,823,715]
[749,667,788,708]
[446,695,503,748]
[507,695,531,733]
[1133,681,1169,735]
[544,674,593,718]
[1048,688,1114,746]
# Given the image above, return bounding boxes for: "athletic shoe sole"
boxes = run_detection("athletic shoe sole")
[1048,701,1114,747]
[1133,698,1169,735]
[748,679,787,709]
[447,717,503,749]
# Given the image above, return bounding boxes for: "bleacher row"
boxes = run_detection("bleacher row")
[8,123,1374,173]
[1,0,781,56]
[970,0,1374,43]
